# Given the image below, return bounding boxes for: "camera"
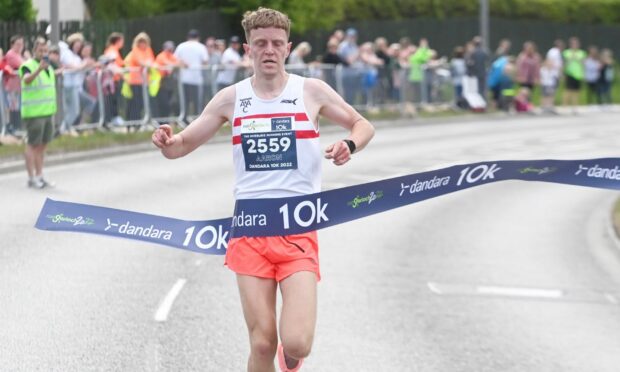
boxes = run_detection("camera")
[42,55,50,63]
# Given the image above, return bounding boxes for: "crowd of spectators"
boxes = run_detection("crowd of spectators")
[0,28,617,139]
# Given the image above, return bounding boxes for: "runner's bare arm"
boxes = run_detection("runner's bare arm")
[152,86,235,159]
[305,78,375,165]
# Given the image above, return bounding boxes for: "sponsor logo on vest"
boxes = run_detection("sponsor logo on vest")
[575,164,620,180]
[240,97,252,113]
[348,190,384,208]
[231,210,267,227]
[519,166,557,175]
[46,213,94,226]
[271,117,292,131]
[400,176,450,196]
[280,98,298,105]
[112,220,173,240]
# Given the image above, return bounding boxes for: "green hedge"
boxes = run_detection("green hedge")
[344,0,620,25]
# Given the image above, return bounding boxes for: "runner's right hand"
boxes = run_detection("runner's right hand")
[152,124,176,149]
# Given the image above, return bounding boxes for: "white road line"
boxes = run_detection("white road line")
[476,286,563,299]
[427,282,443,295]
[154,278,187,322]
[605,293,618,305]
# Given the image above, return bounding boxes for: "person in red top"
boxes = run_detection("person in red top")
[154,41,181,119]
[123,32,155,122]
[103,32,125,124]
[3,35,25,134]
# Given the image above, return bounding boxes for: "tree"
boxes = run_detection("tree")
[85,0,163,20]
[0,0,36,22]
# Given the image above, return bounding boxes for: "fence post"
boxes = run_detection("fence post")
[177,67,187,127]
[335,64,344,97]
[0,71,6,136]
[95,69,106,129]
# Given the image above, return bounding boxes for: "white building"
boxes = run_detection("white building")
[32,0,88,22]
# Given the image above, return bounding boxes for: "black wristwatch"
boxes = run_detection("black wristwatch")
[343,139,356,154]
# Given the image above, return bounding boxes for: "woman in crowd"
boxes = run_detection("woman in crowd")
[123,32,155,123]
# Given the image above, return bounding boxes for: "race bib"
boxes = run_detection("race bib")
[240,117,298,171]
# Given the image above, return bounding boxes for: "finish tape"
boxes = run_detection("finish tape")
[35,158,620,255]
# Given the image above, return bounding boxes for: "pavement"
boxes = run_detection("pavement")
[1,110,620,371]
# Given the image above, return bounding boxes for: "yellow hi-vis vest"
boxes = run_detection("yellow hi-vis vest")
[19,58,57,119]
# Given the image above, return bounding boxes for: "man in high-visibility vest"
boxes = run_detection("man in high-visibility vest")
[20,37,57,189]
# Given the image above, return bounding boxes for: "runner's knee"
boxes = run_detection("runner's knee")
[250,335,277,359]
[281,335,313,359]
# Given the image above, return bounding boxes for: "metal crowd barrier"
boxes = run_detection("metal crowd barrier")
[1,62,461,140]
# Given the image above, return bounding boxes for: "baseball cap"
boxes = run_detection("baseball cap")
[230,35,241,43]
[187,29,200,39]
[346,28,357,37]
[162,41,175,51]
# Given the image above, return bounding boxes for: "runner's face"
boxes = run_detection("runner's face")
[245,27,291,75]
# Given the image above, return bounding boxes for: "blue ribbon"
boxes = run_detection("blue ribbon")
[35,158,620,255]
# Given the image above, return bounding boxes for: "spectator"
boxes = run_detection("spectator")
[374,37,392,103]
[103,32,125,125]
[487,39,511,109]
[546,39,564,88]
[59,33,95,133]
[562,37,586,112]
[338,28,362,104]
[323,39,346,65]
[288,41,312,66]
[155,41,181,119]
[467,36,489,100]
[450,46,467,108]
[211,39,225,66]
[329,29,345,45]
[124,32,155,122]
[387,42,403,101]
[78,41,98,123]
[175,29,209,121]
[359,42,384,108]
[3,35,25,134]
[597,49,614,106]
[540,57,558,113]
[216,36,242,91]
[20,38,57,188]
[322,39,345,90]
[515,41,541,90]
[498,57,517,112]
[584,46,601,104]
[408,37,432,104]
[493,38,511,61]
[205,37,217,63]
[514,87,534,113]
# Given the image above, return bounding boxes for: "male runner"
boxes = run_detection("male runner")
[152,8,374,372]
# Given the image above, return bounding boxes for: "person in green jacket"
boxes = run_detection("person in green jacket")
[562,37,586,112]
[408,38,432,104]
[20,37,57,189]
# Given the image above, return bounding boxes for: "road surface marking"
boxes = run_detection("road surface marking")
[154,278,187,322]
[476,285,563,299]
[427,282,443,295]
[605,293,618,305]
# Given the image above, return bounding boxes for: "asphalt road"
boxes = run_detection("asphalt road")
[2,112,620,371]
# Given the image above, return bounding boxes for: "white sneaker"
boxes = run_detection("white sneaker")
[40,177,55,188]
[28,178,45,189]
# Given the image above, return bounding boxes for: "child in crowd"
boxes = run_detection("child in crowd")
[514,87,535,113]
[539,58,557,113]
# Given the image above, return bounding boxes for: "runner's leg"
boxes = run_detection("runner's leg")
[279,271,317,367]
[237,274,278,372]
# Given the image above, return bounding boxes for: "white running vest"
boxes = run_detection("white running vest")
[232,74,321,200]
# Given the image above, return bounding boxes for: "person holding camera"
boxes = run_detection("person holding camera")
[20,37,57,189]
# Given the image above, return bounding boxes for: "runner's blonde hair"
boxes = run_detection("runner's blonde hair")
[241,7,291,42]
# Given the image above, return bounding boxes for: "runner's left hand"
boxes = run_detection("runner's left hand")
[324,141,351,166]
